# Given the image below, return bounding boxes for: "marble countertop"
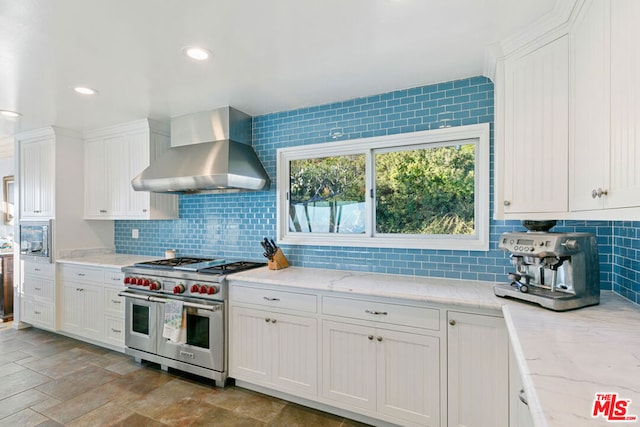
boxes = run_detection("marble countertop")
[56,253,158,269]
[230,266,640,427]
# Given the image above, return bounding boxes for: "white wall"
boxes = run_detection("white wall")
[0,142,14,241]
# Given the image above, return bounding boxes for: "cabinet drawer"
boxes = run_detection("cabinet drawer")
[103,269,124,286]
[23,262,54,276]
[231,285,317,313]
[104,288,125,315]
[23,276,55,301]
[322,296,440,331]
[104,316,125,344]
[22,298,54,328]
[60,265,103,283]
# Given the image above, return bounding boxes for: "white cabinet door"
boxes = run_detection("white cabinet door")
[230,306,318,397]
[608,0,640,209]
[62,283,84,333]
[503,35,569,215]
[570,0,610,211]
[62,282,103,339]
[447,312,509,427]
[321,320,377,411]
[271,311,317,396]
[104,136,129,218]
[376,328,440,426]
[509,347,534,427]
[20,138,55,218]
[230,306,271,384]
[84,138,108,218]
[126,132,151,218]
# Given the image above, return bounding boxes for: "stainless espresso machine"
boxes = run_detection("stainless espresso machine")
[494,220,600,311]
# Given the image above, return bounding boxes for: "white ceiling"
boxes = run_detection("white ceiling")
[0,0,558,141]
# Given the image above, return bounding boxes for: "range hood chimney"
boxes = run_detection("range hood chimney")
[131,107,270,194]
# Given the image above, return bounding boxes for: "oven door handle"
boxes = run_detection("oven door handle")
[148,296,221,312]
[118,291,150,301]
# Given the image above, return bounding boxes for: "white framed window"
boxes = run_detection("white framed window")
[276,123,490,250]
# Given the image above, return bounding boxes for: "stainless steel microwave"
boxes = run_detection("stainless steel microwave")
[19,220,52,262]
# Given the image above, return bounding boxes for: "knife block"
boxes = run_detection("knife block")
[268,248,289,270]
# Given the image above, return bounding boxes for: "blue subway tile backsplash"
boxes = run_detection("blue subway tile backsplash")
[115,76,640,305]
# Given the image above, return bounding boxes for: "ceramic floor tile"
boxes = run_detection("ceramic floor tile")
[266,403,344,427]
[66,401,135,427]
[0,349,33,365]
[0,368,51,401]
[0,361,28,378]
[111,413,170,427]
[0,388,53,419]
[39,384,117,424]
[191,406,266,426]
[0,408,51,427]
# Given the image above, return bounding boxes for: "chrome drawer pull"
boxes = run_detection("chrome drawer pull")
[111,300,121,304]
[34,287,41,291]
[76,273,85,277]
[519,389,529,406]
[34,311,41,315]
[365,309,388,316]
[111,328,121,333]
[263,296,280,302]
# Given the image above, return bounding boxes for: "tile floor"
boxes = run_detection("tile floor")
[0,322,369,426]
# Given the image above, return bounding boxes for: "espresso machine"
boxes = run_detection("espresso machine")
[494,221,600,311]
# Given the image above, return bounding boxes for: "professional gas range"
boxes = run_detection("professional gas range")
[119,257,265,385]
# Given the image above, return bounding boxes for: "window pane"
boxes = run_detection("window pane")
[375,143,475,235]
[289,155,366,234]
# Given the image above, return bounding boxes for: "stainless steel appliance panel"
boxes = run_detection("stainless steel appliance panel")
[123,293,158,355]
[156,299,225,371]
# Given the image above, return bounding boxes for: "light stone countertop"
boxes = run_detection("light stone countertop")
[56,253,158,269]
[229,266,640,427]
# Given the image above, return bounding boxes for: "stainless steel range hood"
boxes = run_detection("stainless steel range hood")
[131,107,270,194]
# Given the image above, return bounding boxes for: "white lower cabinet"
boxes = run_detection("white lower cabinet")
[230,306,318,397]
[59,264,126,350]
[447,311,509,427]
[509,347,534,427]
[322,320,440,426]
[21,261,56,330]
[62,282,102,337]
[228,280,511,427]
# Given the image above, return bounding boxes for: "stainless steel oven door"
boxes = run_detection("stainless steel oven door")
[121,292,158,355]
[155,297,225,372]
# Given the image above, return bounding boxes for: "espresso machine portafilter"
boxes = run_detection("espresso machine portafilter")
[494,221,600,311]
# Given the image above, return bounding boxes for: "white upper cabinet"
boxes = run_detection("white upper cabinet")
[607,0,640,210]
[84,119,178,220]
[19,135,55,219]
[497,0,640,219]
[500,34,569,217]
[570,0,640,215]
[570,0,609,211]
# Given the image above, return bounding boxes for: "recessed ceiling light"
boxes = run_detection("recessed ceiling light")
[183,46,211,61]
[74,86,98,95]
[0,110,21,118]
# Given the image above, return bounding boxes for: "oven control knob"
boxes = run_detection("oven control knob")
[124,277,131,284]
[199,285,208,294]
[190,284,199,293]
[149,281,160,291]
[207,286,217,295]
[173,284,185,294]
[141,278,150,287]
[129,277,138,285]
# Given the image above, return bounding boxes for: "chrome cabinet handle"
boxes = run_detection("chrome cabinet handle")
[99,209,107,213]
[111,300,121,304]
[263,296,280,302]
[376,336,383,342]
[265,318,271,322]
[76,288,84,292]
[34,310,41,315]
[271,319,277,324]
[34,268,40,272]
[111,328,121,333]
[365,309,388,316]
[503,200,511,206]
[449,319,456,326]
[368,335,374,340]
[519,388,529,406]
[591,188,608,199]
[76,273,85,277]
[34,287,41,291]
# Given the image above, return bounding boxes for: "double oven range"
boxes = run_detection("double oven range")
[119,257,265,385]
